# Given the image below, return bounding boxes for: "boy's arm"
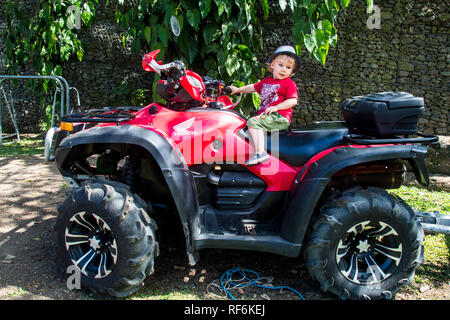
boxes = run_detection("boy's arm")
[263,98,298,114]
[229,84,256,95]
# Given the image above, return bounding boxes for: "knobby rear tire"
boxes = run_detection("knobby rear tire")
[304,186,424,300]
[55,179,159,298]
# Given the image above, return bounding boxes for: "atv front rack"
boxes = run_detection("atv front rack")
[344,132,439,147]
[61,106,143,123]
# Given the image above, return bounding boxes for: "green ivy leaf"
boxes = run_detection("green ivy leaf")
[76,50,83,62]
[319,19,333,35]
[186,9,201,30]
[122,34,127,48]
[217,1,227,17]
[260,0,269,19]
[81,10,92,26]
[131,38,141,53]
[60,45,71,61]
[317,44,329,65]
[204,57,218,78]
[203,23,221,44]
[303,34,315,53]
[156,25,169,45]
[237,44,252,60]
[54,64,63,76]
[143,26,152,44]
[252,92,261,110]
[340,0,350,8]
[224,51,240,76]
[199,0,212,19]
[187,40,199,64]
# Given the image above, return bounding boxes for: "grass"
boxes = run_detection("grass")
[389,186,450,287]
[390,186,450,214]
[127,286,202,300]
[5,287,26,298]
[0,134,44,156]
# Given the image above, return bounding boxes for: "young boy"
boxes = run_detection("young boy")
[229,45,300,165]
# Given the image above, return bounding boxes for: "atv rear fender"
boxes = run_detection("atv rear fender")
[281,144,429,244]
[54,125,200,265]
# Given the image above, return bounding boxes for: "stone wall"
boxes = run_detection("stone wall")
[0,0,448,135]
[262,0,449,135]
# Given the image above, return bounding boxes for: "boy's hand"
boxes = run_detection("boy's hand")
[228,85,239,95]
[263,105,279,115]
[228,84,255,95]
[263,99,297,114]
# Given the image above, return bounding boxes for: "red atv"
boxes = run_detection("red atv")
[53,49,442,300]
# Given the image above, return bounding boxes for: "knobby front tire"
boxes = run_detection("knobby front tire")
[56,179,159,298]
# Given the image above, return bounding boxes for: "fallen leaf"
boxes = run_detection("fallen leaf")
[420,285,430,293]
[261,293,271,300]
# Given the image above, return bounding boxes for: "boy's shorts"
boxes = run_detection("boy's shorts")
[247,113,290,131]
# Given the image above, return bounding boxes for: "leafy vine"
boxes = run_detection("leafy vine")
[2,0,373,114]
[2,1,98,93]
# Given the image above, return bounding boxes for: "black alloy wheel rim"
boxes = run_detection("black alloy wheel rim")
[336,220,403,285]
[65,211,118,279]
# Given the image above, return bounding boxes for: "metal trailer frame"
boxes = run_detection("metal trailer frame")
[416,210,450,235]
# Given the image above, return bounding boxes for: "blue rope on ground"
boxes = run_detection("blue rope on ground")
[219,267,306,300]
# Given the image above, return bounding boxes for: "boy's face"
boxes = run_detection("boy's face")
[270,55,295,80]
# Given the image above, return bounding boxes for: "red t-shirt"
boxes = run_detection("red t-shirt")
[253,77,298,123]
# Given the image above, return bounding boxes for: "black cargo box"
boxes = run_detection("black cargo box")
[341,92,424,136]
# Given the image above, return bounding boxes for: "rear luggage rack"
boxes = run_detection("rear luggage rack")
[344,132,439,147]
[61,106,143,123]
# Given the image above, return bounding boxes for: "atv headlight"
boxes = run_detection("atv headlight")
[187,75,202,89]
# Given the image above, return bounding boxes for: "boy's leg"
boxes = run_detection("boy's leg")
[246,116,269,165]
[247,126,265,154]
[245,113,290,165]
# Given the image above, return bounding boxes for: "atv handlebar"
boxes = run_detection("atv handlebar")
[223,86,232,95]
[143,50,241,109]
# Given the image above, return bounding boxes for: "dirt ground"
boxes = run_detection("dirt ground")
[0,154,448,300]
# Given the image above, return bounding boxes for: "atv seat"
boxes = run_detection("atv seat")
[266,125,349,167]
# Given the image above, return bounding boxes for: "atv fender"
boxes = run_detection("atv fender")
[55,125,200,265]
[281,144,429,244]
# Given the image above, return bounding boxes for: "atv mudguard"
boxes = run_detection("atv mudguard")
[281,144,429,244]
[54,125,200,265]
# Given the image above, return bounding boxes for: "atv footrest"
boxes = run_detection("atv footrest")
[193,234,302,257]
